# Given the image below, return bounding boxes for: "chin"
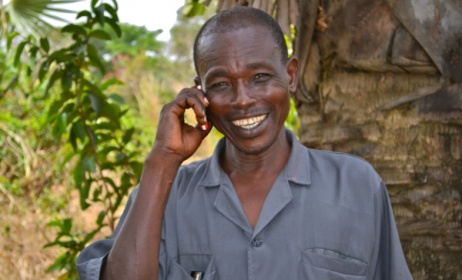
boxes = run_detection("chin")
[234,139,273,155]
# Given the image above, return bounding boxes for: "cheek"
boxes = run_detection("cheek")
[205,103,225,127]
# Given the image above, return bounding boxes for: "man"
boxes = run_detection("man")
[77,7,412,280]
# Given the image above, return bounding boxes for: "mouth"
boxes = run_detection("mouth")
[232,114,267,129]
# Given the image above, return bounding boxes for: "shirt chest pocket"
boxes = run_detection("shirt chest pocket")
[168,254,217,280]
[299,248,368,279]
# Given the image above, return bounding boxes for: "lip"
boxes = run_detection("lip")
[231,114,267,130]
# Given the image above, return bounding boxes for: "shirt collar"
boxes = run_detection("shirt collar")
[198,129,311,187]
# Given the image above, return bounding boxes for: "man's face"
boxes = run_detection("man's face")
[197,25,298,155]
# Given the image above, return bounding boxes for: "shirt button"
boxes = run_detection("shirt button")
[251,239,263,247]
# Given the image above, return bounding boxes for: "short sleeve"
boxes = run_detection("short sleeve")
[370,171,413,279]
[76,187,139,280]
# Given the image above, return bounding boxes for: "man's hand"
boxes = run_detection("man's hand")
[150,85,211,164]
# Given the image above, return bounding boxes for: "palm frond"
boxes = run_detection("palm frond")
[5,0,84,35]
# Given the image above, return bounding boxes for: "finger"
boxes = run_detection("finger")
[195,120,213,135]
[174,87,209,124]
[191,85,210,125]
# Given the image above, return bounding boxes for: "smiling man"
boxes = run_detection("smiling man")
[77,7,412,280]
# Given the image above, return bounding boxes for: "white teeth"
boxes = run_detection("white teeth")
[232,115,266,129]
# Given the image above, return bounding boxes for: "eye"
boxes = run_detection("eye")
[214,81,229,87]
[207,81,230,92]
[253,73,270,82]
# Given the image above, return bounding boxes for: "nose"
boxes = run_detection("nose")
[232,82,255,108]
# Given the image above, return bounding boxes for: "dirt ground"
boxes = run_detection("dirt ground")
[0,185,112,280]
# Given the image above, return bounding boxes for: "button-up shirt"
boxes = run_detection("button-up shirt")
[77,131,412,279]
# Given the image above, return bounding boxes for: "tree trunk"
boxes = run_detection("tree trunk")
[213,0,462,278]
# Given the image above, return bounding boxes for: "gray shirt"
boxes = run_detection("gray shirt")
[77,131,412,279]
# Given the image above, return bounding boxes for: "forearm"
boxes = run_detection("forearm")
[102,151,182,280]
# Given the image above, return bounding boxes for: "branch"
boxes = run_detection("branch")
[380,78,447,110]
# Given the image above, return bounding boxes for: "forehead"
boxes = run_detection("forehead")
[196,25,281,76]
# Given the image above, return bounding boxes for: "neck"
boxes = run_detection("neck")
[221,129,291,178]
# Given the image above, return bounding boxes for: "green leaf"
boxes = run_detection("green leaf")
[61,69,73,91]
[115,152,126,163]
[82,228,101,245]
[92,188,102,202]
[85,156,96,173]
[96,211,106,226]
[83,79,103,96]
[38,60,50,81]
[48,49,72,63]
[88,92,103,116]
[45,254,67,272]
[58,113,68,134]
[71,120,86,142]
[76,10,92,20]
[70,128,77,150]
[103,177,117,190]
[110,0,118,11]
[60,150,76,172]
[108,93,124,104]
[52,112,68,141]
[14,41,28,67]
[79,180,91,210]
[91,0,99,9]
[46,219,63,228]
[47,98,65,118]
[28,46,39,60]
[94,122,117,131]
[101,78,122,91]
[61,24,87,36]
[86,44,106,74]
[103,3,118,21]
[122,128,135,143]
[104,16,122,37]
[45,69,63,94]
[7,32,20,51]
[88,29,112,40]
[101,102,121,123]
[40,37,50,53]
[73,157,85,190]
[99,145,118,155]
[121,172,132,193]
[183,1,206,17]
[93,4,106,26]
[62,218,73,233]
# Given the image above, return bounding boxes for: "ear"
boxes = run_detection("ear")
[194,76,202,87]
[286,56,299,94]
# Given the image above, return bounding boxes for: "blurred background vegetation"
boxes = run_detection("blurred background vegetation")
[0,0,298,279]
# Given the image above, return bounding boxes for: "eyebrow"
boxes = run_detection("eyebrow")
[206,69,229,80]
[245,62,269,69]
[204,62,273,82]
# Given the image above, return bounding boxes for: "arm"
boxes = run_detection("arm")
[370,172,413,279]
[101,86,211,280]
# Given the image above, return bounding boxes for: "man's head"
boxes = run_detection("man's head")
[191,7,298,155]
[193,6,288,77]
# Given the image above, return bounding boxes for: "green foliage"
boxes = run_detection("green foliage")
[103,24,164,59]
[2,0,83,37]
[284,97,299,136]
[1,1,302,278]
[6,0,146,278]
[183,0,207,17]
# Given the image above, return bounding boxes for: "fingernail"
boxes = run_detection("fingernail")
[203,96,209,105]
[200,123,209,131]
[197,85,202,90]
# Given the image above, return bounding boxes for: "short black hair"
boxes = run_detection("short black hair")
[193,6,288,76]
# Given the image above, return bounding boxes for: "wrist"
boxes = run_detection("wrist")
[145,145,184,168]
